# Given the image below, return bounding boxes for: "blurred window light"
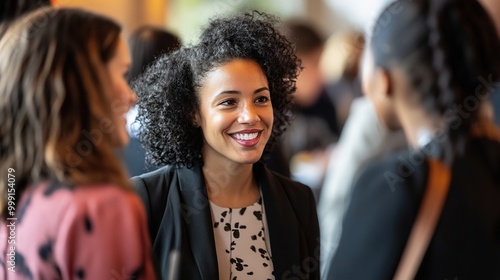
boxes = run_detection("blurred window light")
[325,0,394,35]
[168,0,303,43]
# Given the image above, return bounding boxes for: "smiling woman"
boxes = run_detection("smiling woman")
[196,59,273,168]
[131,11,320,280]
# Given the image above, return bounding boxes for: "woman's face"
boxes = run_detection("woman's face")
[196,59,273,167]
[107,36,136,147]
[361,46,400,130]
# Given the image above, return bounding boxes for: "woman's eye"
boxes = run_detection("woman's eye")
[255,96,270,103]
[219,99,236,106]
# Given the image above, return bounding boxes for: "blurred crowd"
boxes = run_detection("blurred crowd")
[1,0,499,279]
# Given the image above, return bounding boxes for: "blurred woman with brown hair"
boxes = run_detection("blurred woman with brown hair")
[0,0,50,37]
[0,7,155,279]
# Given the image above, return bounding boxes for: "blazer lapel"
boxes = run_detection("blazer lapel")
[255,163,301,278]
[177,164,218,280]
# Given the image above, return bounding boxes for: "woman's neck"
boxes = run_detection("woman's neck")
[399,107,443,149]
[202,161,260,208]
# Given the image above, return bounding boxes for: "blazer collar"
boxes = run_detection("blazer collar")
[175,162,301,279]
[177,164,219,280]
[254,163,301,279]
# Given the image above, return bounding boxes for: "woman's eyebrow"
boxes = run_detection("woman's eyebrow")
[216,87,270,97]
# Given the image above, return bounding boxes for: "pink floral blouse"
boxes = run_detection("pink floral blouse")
[0,181,156,279]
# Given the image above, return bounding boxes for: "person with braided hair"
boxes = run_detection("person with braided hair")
[131,11,320,280]
[480,0,500,126]
[325,0,500,279]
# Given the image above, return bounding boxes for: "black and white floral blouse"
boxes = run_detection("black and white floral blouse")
[209,198,274,280]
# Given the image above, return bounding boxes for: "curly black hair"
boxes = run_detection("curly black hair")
[132,11,300,167]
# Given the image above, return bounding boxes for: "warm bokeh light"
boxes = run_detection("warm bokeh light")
[54,0,168,36]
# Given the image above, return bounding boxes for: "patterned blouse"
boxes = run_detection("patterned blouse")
[0,181,156,279]
[210,198,274,280]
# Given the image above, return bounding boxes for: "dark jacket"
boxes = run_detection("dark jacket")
[325,137,500,280]
[132,162,320,280]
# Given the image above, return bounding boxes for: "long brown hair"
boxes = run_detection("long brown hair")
[0,7,131,218]
[0,0,50,37]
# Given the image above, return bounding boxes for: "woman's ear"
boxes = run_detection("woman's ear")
[364,66,392,108]
[191,111,201,127]
[360,48,392,100]
[371,67,403,130]
[376,67,393,100]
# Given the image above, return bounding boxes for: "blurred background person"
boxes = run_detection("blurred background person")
[318,96,407,273]
[123,25,181,176]
[282,20,340,137]
[326,0,500,278]
[321,31,365,131]
[128,26,181,82]
[0,8,155,279]
[318,19,408,272]
[479,0,500,127]
[267,20,338,198]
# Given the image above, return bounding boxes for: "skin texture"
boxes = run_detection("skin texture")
[196,59,273,167]
[361,47,400,130]
[107,36,136,148]
[195,59,273,207]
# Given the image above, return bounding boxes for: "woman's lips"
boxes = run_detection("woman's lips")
[230,131,262,147]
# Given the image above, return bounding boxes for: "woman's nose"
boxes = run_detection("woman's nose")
[238,102,260,125]
[129,87,137,106]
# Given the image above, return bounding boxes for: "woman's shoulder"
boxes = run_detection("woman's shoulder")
[355,148,429,195]
[25,182,139,209]
[131,164,177,187]
[41,182,144,219]
[14,182,145,238]
[9,182,154,280]
[73,183,142,208]
[333,149,428,229]
[129,164,187,216]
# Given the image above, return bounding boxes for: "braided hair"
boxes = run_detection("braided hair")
[132,11,300,167]
[370,0,500,162]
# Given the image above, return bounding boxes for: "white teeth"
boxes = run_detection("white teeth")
[233,132,258,140]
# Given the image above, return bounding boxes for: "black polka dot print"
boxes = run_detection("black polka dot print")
[210,198,274,279]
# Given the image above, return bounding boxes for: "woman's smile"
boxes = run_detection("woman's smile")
[228,129,264,147]
[196,59,273,166]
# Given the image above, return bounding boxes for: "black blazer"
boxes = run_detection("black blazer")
[132,162,320,280]
[325,138,500,280]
